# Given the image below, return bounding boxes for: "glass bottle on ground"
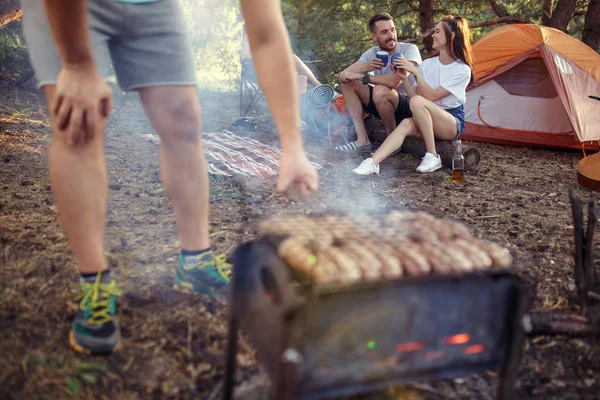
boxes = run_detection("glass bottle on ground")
[452,139,464,183]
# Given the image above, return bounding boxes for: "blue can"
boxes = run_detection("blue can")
[375,51,389,68]
[390,52,404,70]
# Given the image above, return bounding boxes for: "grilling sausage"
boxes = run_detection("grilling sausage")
[311,256,340,284]
[391,241,432,276]
[267,212,511,283]
[420,242,456,274]
[321,247,362,283]
[471,239,513,267]
[453,239,493,269]
[340,241,384,281]
[362,241,403,279]
[277,236,317,277]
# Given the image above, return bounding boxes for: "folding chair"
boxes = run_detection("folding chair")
[239,59,265,117]
[239,26,266,118]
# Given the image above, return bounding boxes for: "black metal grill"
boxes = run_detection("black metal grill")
[223,239,528,400]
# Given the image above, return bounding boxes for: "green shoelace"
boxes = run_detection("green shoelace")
[214,254,232,282]
[80,274,122,325]
[183,253,232,283]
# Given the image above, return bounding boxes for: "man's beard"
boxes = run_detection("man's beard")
[379,38,396,50]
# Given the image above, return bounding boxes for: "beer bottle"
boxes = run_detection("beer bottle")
[452,140,464,183]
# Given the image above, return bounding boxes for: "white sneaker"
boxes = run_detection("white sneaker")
[416,152,442,172]
[353,158,380,175]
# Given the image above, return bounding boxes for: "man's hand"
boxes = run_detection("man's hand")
[340,71,364,83]
[53,64,112,146]
[368,58,384,71]
[277,151,319,198]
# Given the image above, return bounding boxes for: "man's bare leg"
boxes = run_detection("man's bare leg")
[339,80,371,146]
[293,55,320,87]
[139,86,229,296]
[372,86,399,135]
[138,86,209,251]
[297,75,308,95]
[44,86,109,275]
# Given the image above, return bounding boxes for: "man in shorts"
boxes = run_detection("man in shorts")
[336,13,422,153]
[21,0,318,354]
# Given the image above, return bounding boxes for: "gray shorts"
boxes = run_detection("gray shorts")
[20,0,197,91]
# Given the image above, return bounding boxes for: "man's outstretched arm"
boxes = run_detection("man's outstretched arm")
[240,0,318,196]
[44,0,111,145]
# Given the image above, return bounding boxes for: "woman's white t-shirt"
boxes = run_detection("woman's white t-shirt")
[418,57,471,109]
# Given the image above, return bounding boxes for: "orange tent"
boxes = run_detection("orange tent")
[462,24,600,150]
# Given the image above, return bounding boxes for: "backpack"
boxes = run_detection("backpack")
[300,86,356,144]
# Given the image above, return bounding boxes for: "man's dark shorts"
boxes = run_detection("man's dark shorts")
[362,85,412,125]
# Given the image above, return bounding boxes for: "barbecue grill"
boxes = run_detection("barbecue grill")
[223,212,528,400]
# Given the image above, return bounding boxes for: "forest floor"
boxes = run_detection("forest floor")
[1,84,599,400]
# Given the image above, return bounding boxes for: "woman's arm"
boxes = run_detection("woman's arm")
[395,59,450,102]
[392,61,415,98]
[402,78,416,98]
[413,71,451,102]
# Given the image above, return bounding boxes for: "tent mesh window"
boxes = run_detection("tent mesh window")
[494,58,558,99]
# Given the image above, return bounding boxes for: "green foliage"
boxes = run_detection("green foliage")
[282,0,592,85]
[66,378,80,396]
[0,0,592,92]
[181,0,244,91]
[0,22,31,85]
[76,362,108,373]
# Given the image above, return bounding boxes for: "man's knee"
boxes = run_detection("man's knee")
[340,80,360,94]
[372,85,398,107]
[156,95,202,143]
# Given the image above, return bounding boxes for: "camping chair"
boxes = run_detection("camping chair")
[239,26,265,117]
[239,58,265,117]
[239,26,323,119]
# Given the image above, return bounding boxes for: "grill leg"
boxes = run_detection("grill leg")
[223,247,247,400]
[273,312,298,400]
[497,287,528,400]
[223,309,239,400]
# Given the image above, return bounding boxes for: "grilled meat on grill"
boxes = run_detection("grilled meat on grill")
[262,212,512,283]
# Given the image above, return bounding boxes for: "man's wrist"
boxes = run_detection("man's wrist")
[62,57,95,72]
[362,73,371,85]
[280,134,303,153]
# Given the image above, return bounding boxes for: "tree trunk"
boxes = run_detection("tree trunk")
[418,0,435,55]
[547,0,577,31]
[582,0,600,51]
[542,0,554,25]
[0,0,22,28]
[399,137,481,172]
[365,117,481,172]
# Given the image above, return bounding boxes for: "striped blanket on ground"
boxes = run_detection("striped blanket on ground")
[138,131,329,179]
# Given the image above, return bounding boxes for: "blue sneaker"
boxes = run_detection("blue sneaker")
[69,272,121,354]
[172,252,231,297]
